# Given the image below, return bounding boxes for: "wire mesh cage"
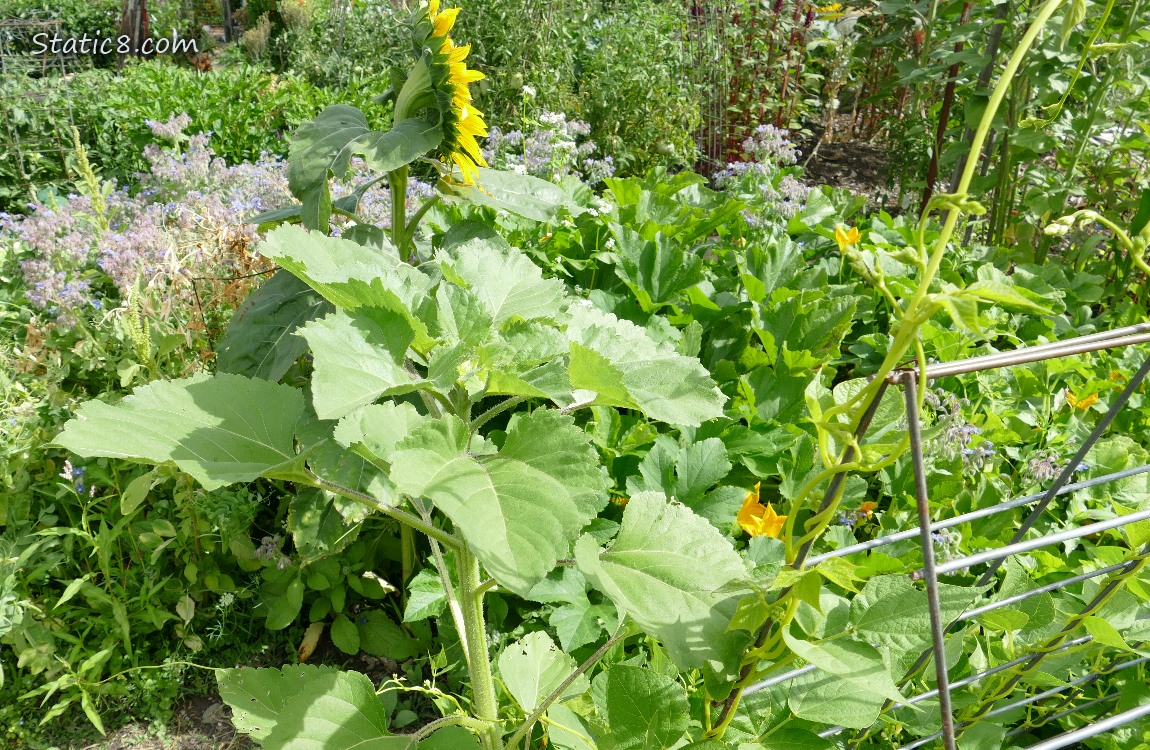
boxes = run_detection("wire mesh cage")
[0,18,80,203]
[746,324,1150,749]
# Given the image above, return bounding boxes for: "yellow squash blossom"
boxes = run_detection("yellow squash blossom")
[1066,389,1099,410]
[859,501,878,519]
[738,482,787,538]
[834,225,860,253]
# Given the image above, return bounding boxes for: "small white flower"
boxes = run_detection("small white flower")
[512,164,527,175]
[604,238,615,249]
[522,85,536,98]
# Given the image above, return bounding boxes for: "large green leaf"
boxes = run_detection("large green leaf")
[602,665,689,750]
[216,665,339,741]
[849,575,985,674]
[782,630,904,704]
[438,239,567,324]
[440,167,586,223]
[391,409,607,595]
[626,436,731,505]
[613,227,704,310]
[497,631,587,714]
[299,309,423,420]
[484,320,575,404]
[575,493,749,678]
[566,305,726,426]
[263,670,411,749]
[755,290,859,364]
[786,667,885,729]
[55,374,309,490]
[334,402,429,467]
[216,270,332,382]
[289,106,441,231]
[260,225,433,351]
[288,487,363,564]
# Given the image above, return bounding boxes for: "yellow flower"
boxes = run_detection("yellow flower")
[834,225,861,253]
[427,0,460,37]
[411,2,489,185]
[859,501,878,519]
[737,483,787,538]
[817,3,843,13]
[1066,389,1099,410]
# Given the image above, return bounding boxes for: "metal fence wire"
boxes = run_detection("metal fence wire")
[746,323,1150,749]
[0,18,79,197]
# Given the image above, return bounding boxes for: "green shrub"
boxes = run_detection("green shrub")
[568,0,700,174]
[0,0,120,65]
[0,60,394,212]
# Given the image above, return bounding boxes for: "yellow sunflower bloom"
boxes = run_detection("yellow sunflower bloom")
[737,483,787,539]
[428,0,460,37]
[406,1,489,185]
[834,225,861,253]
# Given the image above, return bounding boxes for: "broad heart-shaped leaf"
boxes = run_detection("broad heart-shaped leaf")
[849,575,985,675]
[781,630,904,704]
[497,631,587,714]
[550,600,618,651]
[787,665,885,728]
[216,665,340,741]
[289,106,441,231]
[440,167,587,223]
[438,238,567,325]
[391,409,608,596]
[602,665,689,750]
[566,305,726,426]
[299,308,423,420]
[575,493,749,678]
[260,225,433,351]
[613,226,704,310]
[956,279,1052,314]
[55,374,309,491]
[216,270,332,382]
[263,670,411,749]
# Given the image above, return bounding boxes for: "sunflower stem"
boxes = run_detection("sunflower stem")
[390,167,409,261]
[456,549,503,750]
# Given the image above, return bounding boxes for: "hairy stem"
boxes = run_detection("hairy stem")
[428,536,469,657]
[457,549,502,750]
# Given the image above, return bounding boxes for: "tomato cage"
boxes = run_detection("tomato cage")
[749,323,1150,749]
